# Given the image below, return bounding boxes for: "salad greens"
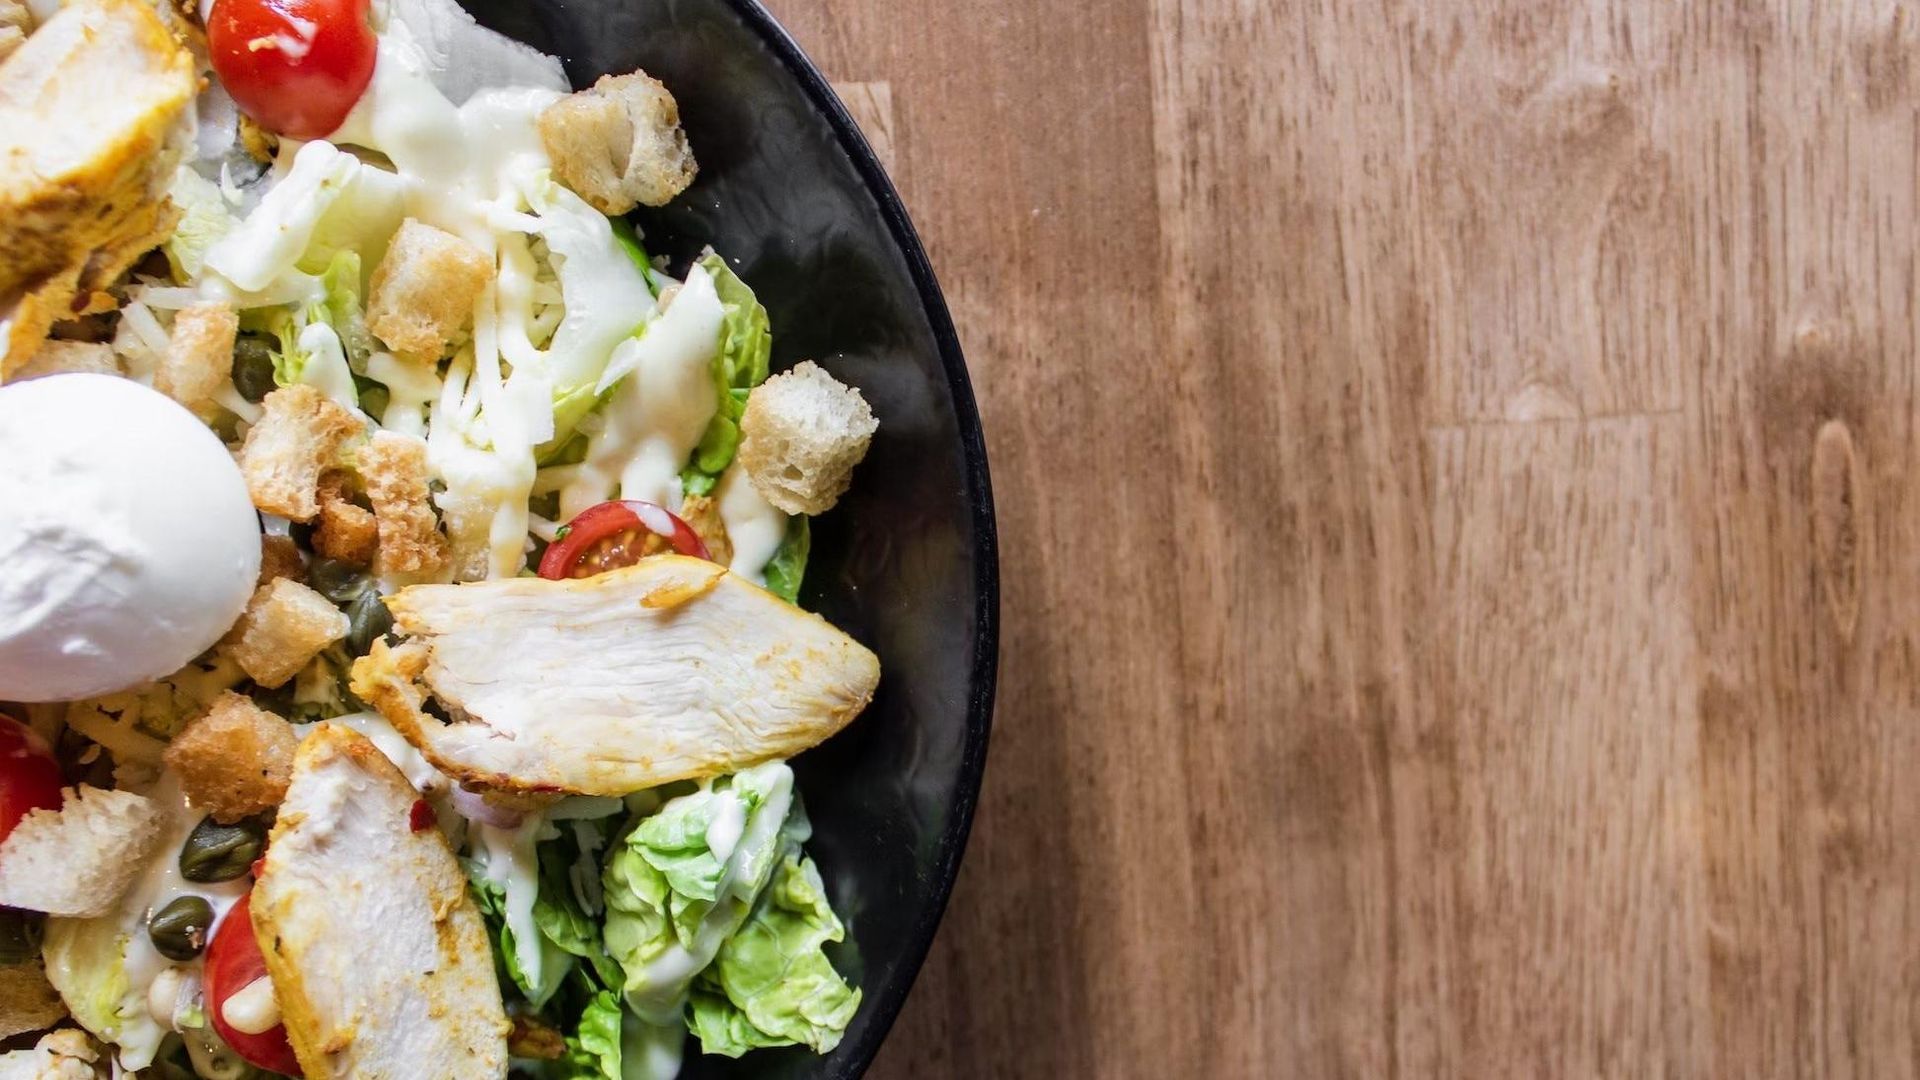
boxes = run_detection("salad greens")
[681,253,772,496]
[467,766,856,1072]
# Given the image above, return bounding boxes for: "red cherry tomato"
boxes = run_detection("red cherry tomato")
[0,714,62,845]
[208,0,377,139]
[537,500,712,579]
[205,893,303,1076]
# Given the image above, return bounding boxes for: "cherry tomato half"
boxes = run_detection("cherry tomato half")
[204,893,302,1077]
[208,0,377,140]
[537,500,712,580]
[0,714,62,845]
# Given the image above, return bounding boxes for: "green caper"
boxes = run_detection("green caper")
[345,590,393,655]
[231,334,278,403]
[357,382,390,423]
[307,557,373,604]
[179,816,266,883]
[148,895,214,961]
[0,906,43,965]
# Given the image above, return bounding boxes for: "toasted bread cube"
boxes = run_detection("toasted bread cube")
[538,72,697,215]
[365,219,492,364]
[0,786,164,917]
[239,384,364,521]
[6,339,120,382]
[313,471,378,566]
[737,361,877,515]
[0,1028,102,1078]
[259,534,305,585]
[153,300,236,411]
[221,578,349,688]
[0,960,65,1040]
[676,493,732,568]
[163,691,299,823]
[359,431,449,576]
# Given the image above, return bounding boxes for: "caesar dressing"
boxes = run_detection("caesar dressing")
[560,263,726,520]
[714,463,787,582]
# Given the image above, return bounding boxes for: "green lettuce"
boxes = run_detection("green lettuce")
[762,516,810,604]
[41,916,168,1067]
[686,855,860,1056]
[558,990,625,1078]
[602,765,794,1021]
[467,859,575,1009]
[268,250,372,402]
[163,167,236,281]
[680,253,771,496]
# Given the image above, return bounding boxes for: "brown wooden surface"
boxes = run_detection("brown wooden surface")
[769,0,1920,1075]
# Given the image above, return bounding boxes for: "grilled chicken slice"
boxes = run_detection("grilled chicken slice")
[252,725,508,1079]
[0,0,196,372]
[350,555,881,795]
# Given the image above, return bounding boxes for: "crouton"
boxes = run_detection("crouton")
[6,340,119,382]
[0,1028,103,1079]
[238,384,364,521]
[359,432,449,576]
[736,361,877,515]
[220,578,349,688]
[538,72,697,215]
[365,219,492,365]
[259,534,305,585]
[676,493,732,568]
[0,960,65,1040]
[0,787,164,917]
[313,472,378,566]
[153,300,236,411]
[163,691,299,823]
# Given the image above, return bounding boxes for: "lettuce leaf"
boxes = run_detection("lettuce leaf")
[680,253,771,496]
[762,516,810,604]
[467,861,575,1009]
[601,765,794,1021]
[163,166,236,281]
[686,854,860,1056]
[560,989,625,1078]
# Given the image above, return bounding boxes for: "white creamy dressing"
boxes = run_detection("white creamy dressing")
[94,774,251,1070]
[714,463,787,583]
[329,711,447,794]
[471,815,547,988]
[703,791,746,865]
[294,320,359,409]
[219,976,281,1035]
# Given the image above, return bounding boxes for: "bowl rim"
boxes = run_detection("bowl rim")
[716,1,1000,1075]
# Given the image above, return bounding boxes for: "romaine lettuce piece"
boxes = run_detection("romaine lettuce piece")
[40,916,167,1068]
[601,764,794,1022]
[163,166,236,281]
[686,854,860,1056]
[762,516,810,605]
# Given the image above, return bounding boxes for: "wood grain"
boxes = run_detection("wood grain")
[791,0,1920,1074]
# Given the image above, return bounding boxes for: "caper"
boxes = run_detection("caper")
[230,334,278,403]
[0,906,43,965]
[357,382,390,423]
[345,590,393,655]
[148,895,214,961]
[179,816,266,883]
[307,557,372,604]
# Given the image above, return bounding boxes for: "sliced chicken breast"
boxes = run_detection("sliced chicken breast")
[350,555,881,795]
[0,0,196,371]
[251,725,508,1079]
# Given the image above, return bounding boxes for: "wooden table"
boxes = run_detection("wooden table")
[767,0,1920,1075]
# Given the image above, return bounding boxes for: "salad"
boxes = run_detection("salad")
[0,0,885,1075]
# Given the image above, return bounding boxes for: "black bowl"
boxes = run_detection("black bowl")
[456,0,999,1075]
